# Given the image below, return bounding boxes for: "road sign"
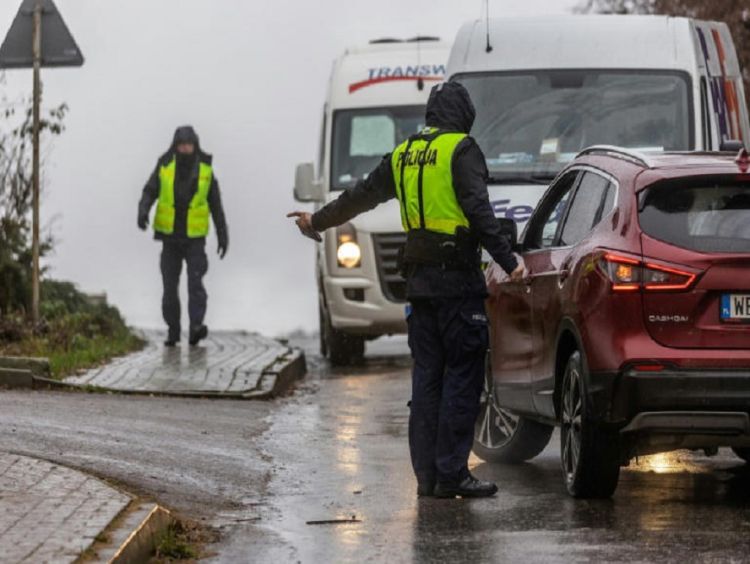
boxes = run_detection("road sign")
[0,0,84,324]
[0,0,83,69]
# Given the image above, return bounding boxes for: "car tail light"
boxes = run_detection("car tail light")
[599,253,698,293]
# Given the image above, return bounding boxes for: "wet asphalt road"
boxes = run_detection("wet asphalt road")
[2,338,750,562]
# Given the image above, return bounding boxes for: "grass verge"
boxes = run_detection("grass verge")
[0,280,144,379]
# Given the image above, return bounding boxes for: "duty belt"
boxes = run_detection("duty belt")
[400,228,481,271]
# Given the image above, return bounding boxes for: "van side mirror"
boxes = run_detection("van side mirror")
[294,162,325,202]
[497,217,518,249]
[720,140,745,152]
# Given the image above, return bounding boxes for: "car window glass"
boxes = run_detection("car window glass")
[600,182,615,221]
[527,171,578,249]
[560,172,611,247]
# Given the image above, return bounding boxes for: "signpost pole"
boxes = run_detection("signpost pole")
[31,0,41,325]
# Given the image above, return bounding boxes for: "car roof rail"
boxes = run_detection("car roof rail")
[577,145,651,168]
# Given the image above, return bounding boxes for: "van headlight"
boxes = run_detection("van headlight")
[336,223,361,269]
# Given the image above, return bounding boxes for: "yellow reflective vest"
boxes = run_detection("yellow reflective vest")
[153,158,212,238]
[391,128,470,235]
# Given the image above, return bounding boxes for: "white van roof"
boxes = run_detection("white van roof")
[447,16,740,78]
[328,39,451,110]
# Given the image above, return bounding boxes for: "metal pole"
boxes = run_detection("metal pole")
[31,0,41,325]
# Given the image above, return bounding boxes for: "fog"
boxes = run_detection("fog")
[0,0,577,336]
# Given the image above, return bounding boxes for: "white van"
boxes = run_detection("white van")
[447,15,750,233]
[294,38,451,364]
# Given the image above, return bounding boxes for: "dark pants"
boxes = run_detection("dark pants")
[407,296,488,486]
[160,239,208,338]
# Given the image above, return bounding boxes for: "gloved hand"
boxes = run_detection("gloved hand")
[286,211,322,242]
[137,211,149,231]
[217,231,228,259]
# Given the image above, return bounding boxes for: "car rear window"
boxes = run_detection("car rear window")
[638,179,750,253]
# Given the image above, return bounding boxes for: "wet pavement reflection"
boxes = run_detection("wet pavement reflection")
[214,338,750,563]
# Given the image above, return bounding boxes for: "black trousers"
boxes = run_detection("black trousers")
[407,296,488,486]
[160,238,208,337]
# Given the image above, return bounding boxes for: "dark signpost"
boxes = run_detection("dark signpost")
[0,0,83,323]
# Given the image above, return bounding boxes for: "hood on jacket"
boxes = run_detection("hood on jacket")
[171,125,201,152]
[424,81,476,134]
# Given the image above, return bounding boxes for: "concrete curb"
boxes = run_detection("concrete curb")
[96,503,175,564]
[0,367,34,389]
[0,356,50,389]
[0,355,51,377]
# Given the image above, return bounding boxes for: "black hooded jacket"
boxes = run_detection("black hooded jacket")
[138,126,229,244]
[311,82,518,299]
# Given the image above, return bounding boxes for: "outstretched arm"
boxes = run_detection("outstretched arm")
[288,155,396,240]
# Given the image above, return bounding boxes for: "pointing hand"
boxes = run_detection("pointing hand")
[287,211,322,242]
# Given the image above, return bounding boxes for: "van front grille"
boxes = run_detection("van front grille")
[372,233,407,303]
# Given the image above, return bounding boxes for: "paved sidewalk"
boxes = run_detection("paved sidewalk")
[0,453,131,563]
[65,330,304,397]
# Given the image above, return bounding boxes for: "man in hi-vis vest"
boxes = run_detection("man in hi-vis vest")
[288,83,523,499]
[138,126,229,347]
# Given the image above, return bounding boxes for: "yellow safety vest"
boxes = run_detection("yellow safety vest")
[153,158,212,238]
[391,128,470,235]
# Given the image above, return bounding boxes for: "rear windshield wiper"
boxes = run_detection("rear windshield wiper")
[487,175,553,185]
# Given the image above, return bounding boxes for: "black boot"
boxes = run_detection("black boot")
[164,328,180,347]
[189,324,208,346]
[417,482,436,498]
[434,475,498,499]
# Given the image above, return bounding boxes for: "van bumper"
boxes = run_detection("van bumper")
[323,275,407,337]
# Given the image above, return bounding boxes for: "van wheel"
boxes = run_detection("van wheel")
[473,358,553,463]
[322,308,364,366]
[560,351,620,498]
[732,448,750,462]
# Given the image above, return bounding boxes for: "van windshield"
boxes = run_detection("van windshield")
[331,106,425,191]
[457,70,692,181]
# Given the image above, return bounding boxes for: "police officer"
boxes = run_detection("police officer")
[288,83,523,498]
[138,126,229,347]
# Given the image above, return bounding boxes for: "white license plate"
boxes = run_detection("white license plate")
[721,294,750,321]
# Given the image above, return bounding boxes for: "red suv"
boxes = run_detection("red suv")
[474,146,750,498]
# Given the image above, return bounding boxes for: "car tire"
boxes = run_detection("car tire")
[560,350,621,498]
[732,448,750,462]
[322,307,365,366]
[473,358,553,464]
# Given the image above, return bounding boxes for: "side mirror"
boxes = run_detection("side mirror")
[497,217,518,249]
[720,140,745,152]
[294,162,325,202]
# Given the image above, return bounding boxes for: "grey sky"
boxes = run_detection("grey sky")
[0,0,578,336]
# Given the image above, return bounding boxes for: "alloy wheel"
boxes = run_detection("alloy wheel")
[561,361,583,486]
[476,365,519,449]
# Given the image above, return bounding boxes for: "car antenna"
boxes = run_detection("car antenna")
[484,0,493,53]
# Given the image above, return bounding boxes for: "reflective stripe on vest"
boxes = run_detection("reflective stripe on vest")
[154,158,213,238]
[391,128,470,235]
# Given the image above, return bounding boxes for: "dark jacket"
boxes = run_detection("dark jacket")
[138,126,229,244]
[311,82,518,299]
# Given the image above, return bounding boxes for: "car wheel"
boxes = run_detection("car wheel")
[732,448,750,462]
[560,350,620,498]
[323,308,365,366]
[473,357,553,464]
